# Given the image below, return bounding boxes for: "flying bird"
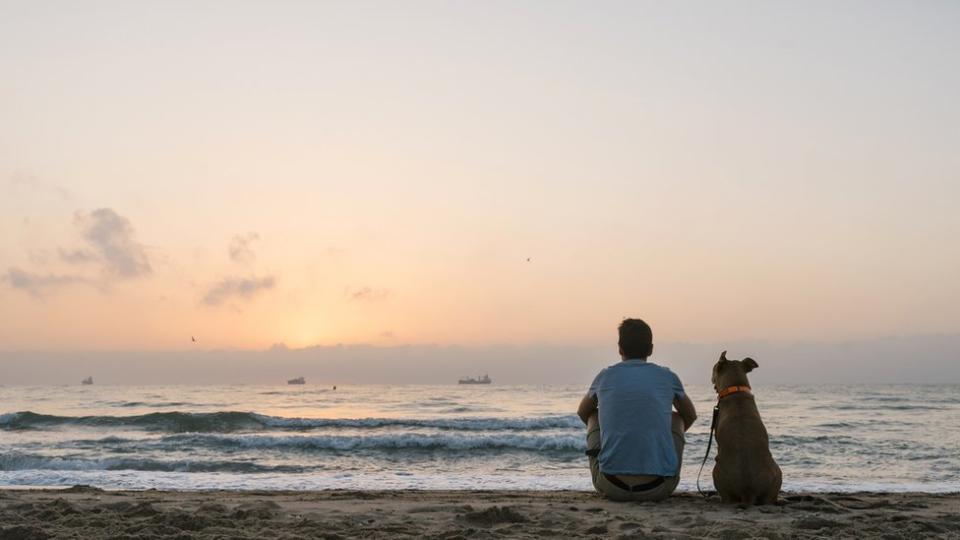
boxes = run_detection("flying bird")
[191,336,196,343]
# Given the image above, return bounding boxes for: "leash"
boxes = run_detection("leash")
[696,404,719,498]
[696,386,751,497]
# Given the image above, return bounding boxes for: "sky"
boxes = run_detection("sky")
[1,2,958,381]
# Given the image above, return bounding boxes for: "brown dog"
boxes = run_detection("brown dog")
[711,351,782,505]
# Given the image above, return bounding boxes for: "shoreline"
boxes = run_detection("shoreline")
[2,488,957,539]
[2,485,959,495]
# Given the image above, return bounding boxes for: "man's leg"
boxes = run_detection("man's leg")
[671,412,685,453]
[664,411,685,494]
[586,412,603,492]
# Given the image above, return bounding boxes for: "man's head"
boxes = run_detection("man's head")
[618,318,653,360]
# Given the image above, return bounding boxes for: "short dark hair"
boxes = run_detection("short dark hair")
[618,318,653,358]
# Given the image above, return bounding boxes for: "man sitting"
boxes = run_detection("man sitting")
[578,318,697,501]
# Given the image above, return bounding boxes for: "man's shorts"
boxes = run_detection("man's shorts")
[586,421,684,502]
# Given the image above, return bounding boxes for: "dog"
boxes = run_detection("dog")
[711,351,782,505]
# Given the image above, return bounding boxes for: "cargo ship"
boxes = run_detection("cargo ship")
[458,374,491,385]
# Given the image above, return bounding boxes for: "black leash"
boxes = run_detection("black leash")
[696,404,719,497]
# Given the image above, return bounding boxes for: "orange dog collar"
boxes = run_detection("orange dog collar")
[717,385,752,399]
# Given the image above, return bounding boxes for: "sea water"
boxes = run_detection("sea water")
[1,384,957,492]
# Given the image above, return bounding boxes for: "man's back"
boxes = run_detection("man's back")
[579,318,696,501]
[588,359,685,476]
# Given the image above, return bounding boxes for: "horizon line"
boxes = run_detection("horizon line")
[2,332,959,354]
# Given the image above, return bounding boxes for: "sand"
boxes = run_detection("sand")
[0,487,957,539]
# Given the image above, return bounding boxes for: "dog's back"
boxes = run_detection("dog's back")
[711,352,782,505]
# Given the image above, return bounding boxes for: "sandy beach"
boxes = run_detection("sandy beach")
[0,487,956,539]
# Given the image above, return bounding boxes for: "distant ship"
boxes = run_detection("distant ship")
[458,374,491,385]
[81,376,93,385]
[287,376,306,385]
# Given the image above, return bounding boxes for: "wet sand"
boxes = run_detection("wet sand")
[1,487,957,539]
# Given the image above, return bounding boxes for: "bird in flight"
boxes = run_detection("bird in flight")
[191,336,196,343]
[526,257,531,262]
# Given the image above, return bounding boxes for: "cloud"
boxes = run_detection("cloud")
[4,208,151,298]
[2,267,91,297]
[59,248,97,264]
[228,232,260,264]
[8,173,73,201]
[27,249,52,266]
[349,287,391,302]
[74,208,152,278]
[202,275,276,306]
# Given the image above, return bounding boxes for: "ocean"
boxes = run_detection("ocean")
[1,383,957,492]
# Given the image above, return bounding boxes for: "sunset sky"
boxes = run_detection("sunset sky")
[2,1,958,353]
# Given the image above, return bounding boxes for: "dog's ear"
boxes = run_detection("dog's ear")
[743,357,758,372]
[719,350,728,362]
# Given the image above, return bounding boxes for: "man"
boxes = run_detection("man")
[578,318,697,501]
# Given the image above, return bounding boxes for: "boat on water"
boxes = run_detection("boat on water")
[81,376,93,385]
[458,374,491,385]
[287,376,306,385]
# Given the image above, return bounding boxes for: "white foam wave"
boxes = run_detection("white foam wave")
[0,453,298,473]
[167,432,585,452]
[251,414,582,431]
[0,410,582,432]
[2,470,957,494]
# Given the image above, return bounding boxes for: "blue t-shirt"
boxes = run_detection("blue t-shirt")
[587,359,686,476]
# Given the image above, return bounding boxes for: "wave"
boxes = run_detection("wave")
[116,432,586,453]
[0,411,265,433]
[812,419,920,429]
[254,414,581,431]
[0,411,582,433]
[0,453,306,473]
[114,401,198,408]
[813,404,946,411]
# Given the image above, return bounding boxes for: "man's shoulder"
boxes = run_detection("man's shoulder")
[649,362,685,389]
[590,365,612,381]
[594,360,679,379]
[647,360,677,374]
[598,360,670,374]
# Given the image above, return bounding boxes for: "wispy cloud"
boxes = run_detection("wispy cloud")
[58,248,97,264]
[349,287,391,302]
[202,275,276,306]
[8,172,74,201]
[4,207,151,297]
[74,208,152,278]
[2,267,92,297]
[27,249,52,266]
[228,232,260,264]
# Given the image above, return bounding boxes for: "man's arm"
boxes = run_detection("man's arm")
[577,393,597,425]
[673,393,697,432]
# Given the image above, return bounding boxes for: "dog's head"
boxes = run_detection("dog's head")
[711,350,758,392]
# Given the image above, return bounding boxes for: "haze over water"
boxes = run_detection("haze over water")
[2,383,957,493]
